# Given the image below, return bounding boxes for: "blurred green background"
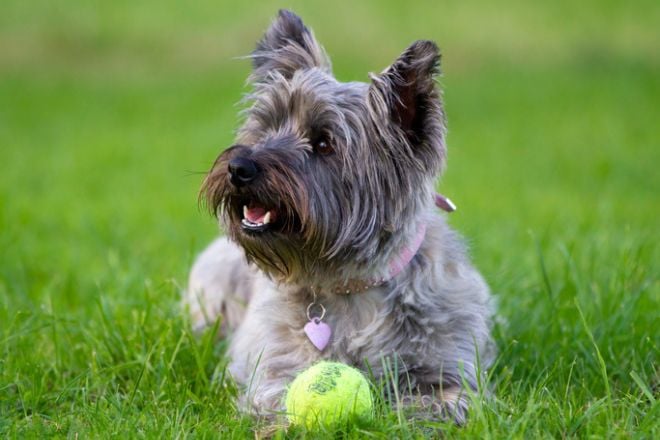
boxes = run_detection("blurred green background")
[1,0,656,295]
[0,0,658,437]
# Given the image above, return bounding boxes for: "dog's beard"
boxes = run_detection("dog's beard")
[202,152,317,281]
[223,191,307,280]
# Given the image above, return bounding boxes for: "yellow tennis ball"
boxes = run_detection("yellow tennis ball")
[285,361,373,427]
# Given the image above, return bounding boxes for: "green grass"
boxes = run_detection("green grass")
[1,0,658,437]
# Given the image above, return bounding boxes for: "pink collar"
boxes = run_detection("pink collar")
[387,222,427,279]
[329,223,426,294]
[303,193,456,351]
[304,225,427,350]
[329,192,455,294]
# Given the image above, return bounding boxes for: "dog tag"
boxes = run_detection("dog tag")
[304,318,331,351]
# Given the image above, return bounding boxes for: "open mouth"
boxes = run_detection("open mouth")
[240,201,278,233]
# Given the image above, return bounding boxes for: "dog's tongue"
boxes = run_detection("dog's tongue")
[245,203,277,224]
[245,206,267,223]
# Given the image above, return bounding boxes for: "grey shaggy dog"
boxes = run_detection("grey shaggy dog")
[184,10,495,425]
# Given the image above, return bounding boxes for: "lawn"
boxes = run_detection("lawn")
[1,0,658,437]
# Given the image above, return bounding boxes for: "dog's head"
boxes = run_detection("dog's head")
[203,10,446,284]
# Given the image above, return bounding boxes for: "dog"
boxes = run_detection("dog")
[184,10,494,425]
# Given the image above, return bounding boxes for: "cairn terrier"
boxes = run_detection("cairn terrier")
[184,10,494,424]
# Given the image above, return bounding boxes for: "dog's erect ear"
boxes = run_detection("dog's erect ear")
[251,10,331,82]
[369,40,445,153]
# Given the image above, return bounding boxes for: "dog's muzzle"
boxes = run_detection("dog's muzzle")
[225,156,279,233]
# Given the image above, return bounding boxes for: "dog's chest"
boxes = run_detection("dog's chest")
[298,290,395,361]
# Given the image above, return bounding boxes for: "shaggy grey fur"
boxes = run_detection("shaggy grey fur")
[184,9,495,425]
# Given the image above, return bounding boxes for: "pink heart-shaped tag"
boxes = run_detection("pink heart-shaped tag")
[303,319,332,351]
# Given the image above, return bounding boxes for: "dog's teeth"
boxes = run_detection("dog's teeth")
[263,212,271,225]
[243,205,248,219]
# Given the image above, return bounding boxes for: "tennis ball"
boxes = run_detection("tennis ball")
[285,361,373,427]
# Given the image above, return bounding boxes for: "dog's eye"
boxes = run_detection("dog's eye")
[313,138,334,155]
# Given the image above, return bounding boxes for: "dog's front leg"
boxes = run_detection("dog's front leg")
[397,385,470,425]
[228,320,312,421]
[244,378,289,419]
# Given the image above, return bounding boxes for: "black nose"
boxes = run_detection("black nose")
[228,157,259,187]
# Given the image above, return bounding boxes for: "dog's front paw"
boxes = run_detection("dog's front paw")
[397,387,469,425]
